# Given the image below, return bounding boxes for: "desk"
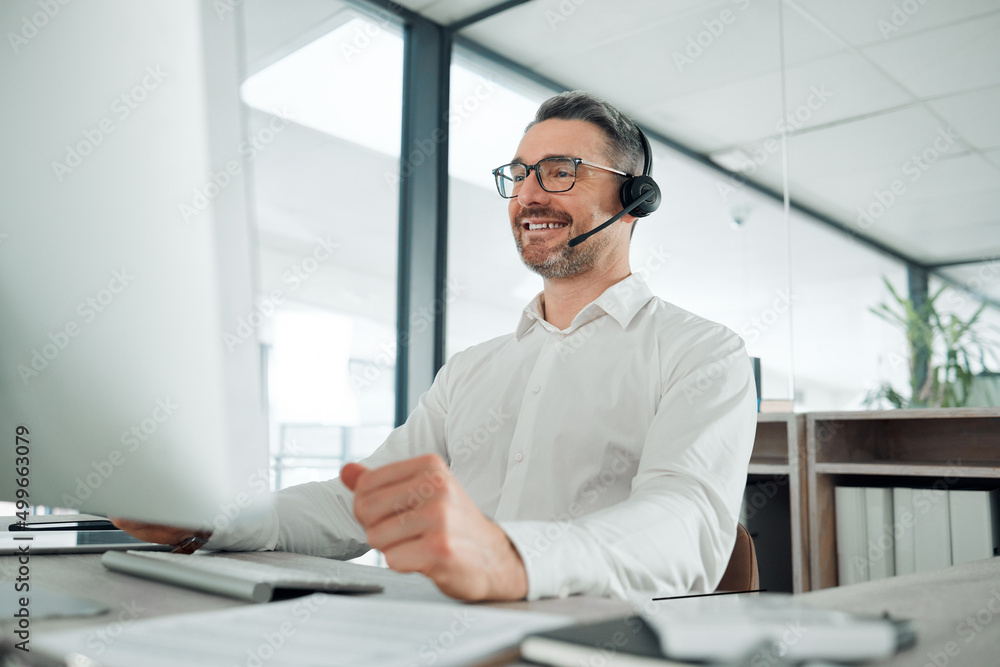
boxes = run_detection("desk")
[795,557,1000,667]
[2,550,999,665]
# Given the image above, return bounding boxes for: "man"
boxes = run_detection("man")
[116,91,757,603]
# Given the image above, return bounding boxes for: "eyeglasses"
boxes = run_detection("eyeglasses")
[491,157,629,199]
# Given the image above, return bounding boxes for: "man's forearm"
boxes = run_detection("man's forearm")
[206,478,368,558]
[501,477,737,601]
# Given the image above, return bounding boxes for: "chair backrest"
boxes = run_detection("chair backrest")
[715,523,759,593]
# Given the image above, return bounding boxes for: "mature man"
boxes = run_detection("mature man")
[117,91,757,603]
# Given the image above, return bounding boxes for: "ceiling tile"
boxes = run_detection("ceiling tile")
[792,0,1000,47]
[463,0,790,109]
[460,0,711,52]
[779,50,912,131]
[649,49,916,154]
[784,105,966,177]
[929,86,1000,150]
[901,153,1000,198]
[636,70,784,153]
[888,190,1000,233]
[861,11,1000,97]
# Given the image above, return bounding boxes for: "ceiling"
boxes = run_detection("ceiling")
[393,0,1000,299]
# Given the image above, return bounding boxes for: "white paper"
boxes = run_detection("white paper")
[33,594,571,667]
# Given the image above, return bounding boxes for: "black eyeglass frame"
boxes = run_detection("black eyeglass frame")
[491,157,630,199]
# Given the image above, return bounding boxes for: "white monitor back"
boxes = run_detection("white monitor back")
[0,0,270,529]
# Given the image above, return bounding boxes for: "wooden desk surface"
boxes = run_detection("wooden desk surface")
[2,549,998,665]
[797,557,1000,666]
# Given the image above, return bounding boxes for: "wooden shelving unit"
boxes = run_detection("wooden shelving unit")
[805,408,1000,590]
[747,412,809,593]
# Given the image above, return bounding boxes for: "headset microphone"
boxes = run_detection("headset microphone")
[567,129,661,248]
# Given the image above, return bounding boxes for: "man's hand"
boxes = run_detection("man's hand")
[341,454,528,602]
[110,518,208,552]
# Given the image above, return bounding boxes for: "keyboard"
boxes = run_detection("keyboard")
[140,551,382,586]
[102,550,385,601]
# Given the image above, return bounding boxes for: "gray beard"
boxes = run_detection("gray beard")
[515,226,610,279]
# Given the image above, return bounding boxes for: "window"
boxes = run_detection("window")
[240,3,405,564]
[446,49,554,357]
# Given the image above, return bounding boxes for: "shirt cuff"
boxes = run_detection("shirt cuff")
[203,496,279,552]
[499,520,604,601]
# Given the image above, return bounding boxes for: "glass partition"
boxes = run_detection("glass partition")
[779,0,1000,409]
[445,49,554,356]
[239,2,402,504]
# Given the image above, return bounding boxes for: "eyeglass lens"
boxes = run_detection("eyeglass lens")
[496,158,577,197]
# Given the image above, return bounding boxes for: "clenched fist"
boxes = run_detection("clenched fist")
[341,454,528,601]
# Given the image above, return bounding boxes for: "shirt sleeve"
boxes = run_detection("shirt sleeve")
[205,357,456,556]
[499,330,758,601]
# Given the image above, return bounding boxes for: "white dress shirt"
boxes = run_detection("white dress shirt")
[209,273,758,601]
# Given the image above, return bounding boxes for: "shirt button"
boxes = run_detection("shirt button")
[514,452,524,462]
[532,385,541,393]
[557,333,566,340]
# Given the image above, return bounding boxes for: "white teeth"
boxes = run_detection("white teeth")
[527,222,568,230]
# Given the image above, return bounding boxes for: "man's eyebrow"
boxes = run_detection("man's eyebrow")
[510,153,571,163]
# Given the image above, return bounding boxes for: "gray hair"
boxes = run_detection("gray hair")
[526,90,648,178]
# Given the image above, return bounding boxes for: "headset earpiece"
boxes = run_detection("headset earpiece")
[568,126,661,246]
[619,175,660,217]
[618,129,660,217]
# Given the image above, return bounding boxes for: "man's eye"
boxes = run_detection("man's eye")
[554,169,573,178]
[512,173,526,182]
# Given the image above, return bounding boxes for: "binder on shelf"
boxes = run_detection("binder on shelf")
[949,489,1000,565]
[893,488,917,576]
[835,486,869,585]
[913,488,952,572]
[865,487,895,581]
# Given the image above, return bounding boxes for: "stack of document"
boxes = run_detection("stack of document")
[35,594,571,666]
[521,593,915,666]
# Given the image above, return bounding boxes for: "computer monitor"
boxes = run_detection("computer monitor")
[0,1,270,530]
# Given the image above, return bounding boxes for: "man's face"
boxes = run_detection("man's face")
[508,119,629,279]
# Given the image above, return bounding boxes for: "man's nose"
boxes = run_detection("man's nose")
[516,167,550,207]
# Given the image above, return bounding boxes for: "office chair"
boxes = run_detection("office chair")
[715,523,759,592]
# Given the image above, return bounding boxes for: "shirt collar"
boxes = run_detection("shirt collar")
[514,273,656,339]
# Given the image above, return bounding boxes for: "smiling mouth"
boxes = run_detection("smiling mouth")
[524,222,570,231]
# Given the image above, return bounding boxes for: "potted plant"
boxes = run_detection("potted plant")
[865,277,999,409]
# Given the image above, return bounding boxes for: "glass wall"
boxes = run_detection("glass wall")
[239,2,401,522]
[445,50,554,357]
[779,0,1000,409]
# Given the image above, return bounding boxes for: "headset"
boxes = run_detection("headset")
[568,127,661,247]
